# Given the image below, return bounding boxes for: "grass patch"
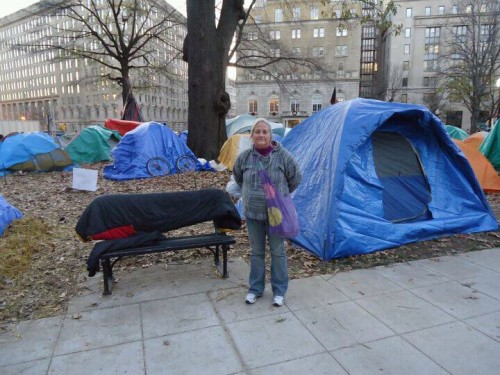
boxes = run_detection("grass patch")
[0,217,51,279]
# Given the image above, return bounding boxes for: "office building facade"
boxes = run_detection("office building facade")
[0,0,188,133]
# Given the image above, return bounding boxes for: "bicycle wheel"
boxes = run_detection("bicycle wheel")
[147,157,171,176]
[175,155,197,173]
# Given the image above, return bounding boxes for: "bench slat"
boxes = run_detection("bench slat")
[101,233,235,258]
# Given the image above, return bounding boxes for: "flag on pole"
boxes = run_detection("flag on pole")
[330,87,337,105]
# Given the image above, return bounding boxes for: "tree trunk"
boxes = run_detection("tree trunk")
[121,74,132,106]
[184,0,244,160]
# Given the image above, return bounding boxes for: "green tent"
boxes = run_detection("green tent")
[64,125,121,164]
[445,125,468,141]
[479,119,500,170]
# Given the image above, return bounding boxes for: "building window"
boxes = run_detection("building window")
[248,31,258,40]
[336,27,348,37]
[404,44,410,54]
[269,96,279,114]
[335,45,348,56]
[313,47,325,57]
[313,28,325,38]
[275,8,283,22]
[248,99,257,114]
[425,6,431,16]
[270,48,281,57]
[292,7,301,21]
[292,47,301,55]
[439,6,445,15]
[361,50,374,61]
[292,29,301,39]
[423,77,437,87]
[310,6,319,20]
[406,8,412,17]
[466,4,472,13]
[254,15,262,23]
[403,61,410,71]
[405,28,411,38]
[402,77,408,87]
[401,94,408,103]
[270,30,281,40]
[290,98,300,113]
[312,94,322,112]
[424,27,440,71]
[452,5,458,14]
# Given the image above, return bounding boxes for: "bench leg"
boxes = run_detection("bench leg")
[101,259,114,295]
[213,245,229,278]
[221,244,229,278]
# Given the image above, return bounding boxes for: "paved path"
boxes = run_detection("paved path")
[1,248,500,374]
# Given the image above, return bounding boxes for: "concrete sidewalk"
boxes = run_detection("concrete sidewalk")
[1,248,500,374]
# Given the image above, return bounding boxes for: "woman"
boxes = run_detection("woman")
[233,118,302,307]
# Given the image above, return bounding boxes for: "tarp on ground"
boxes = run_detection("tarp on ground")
[103,122,205,180]
[64,125,121,164]
[479,119,500,170]
[0,132,72,175]
[445,125,468,140]
[226,114,284,137]
[453,139,500,194]
[281,98,498,260]
[0,195,23,236]
[104,118,141,136]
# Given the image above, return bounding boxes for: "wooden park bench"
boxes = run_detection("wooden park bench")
[76,188,242,295]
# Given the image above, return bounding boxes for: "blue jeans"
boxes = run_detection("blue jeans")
[246,218,288,297]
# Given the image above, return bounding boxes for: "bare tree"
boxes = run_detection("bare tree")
[437,0,500,133]
[384,65,404,102]
[13,0,185,106]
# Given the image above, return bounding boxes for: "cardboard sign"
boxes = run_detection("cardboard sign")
[72,168,98,191]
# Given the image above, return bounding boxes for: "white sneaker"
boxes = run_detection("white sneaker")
[273,296,284,307]
[245,293,257,304]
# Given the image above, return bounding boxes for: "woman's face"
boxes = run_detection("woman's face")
[251,122,272,149]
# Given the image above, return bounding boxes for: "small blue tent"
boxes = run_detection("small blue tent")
[0,195,23,236]
[103,122,204,180]
[0,132,72,176]
[282,98,498,260]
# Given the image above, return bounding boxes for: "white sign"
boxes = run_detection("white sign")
[72,168,98,191]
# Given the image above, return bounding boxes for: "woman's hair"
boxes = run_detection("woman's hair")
[250,118,272,136]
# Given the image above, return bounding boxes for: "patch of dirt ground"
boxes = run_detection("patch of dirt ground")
[1,165,500,331]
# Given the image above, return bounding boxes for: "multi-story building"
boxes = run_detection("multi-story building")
[0,0,188,133]
[235,0,363,128]
[236,0,498,132]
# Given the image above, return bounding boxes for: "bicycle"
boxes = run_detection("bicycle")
[146,155,197,177]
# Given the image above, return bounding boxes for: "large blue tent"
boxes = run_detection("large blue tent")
[103,122,204,180]
[282,98,498,260]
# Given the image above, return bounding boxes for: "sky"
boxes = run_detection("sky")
[0,0,187,18]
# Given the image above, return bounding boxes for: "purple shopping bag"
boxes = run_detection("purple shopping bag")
[258,169,299,238]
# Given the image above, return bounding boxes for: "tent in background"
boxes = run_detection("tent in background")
[463,131,488,149]
[445,125,468,140]
[226,114,284,137]
[479,118,500,170]
[64,125,121,164]
[282,98,498,260]
[0,132,72,176]
[218,134,251,170]
[453,139,500,194]
[104,118,141,136]
[103,122,204,180]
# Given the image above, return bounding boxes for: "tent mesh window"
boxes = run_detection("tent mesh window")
[371,131,432,223]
